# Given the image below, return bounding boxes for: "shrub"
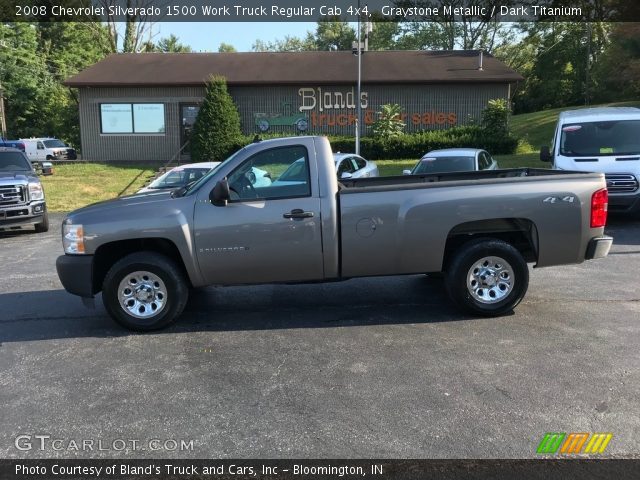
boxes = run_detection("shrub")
[481,98,510,136]
[371,104,406,139]
[190,75,242,162]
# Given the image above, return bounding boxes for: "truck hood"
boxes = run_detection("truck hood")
[0,171,39,184]
[66,190,175,219]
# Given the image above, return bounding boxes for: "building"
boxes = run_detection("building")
[64,50,523,162]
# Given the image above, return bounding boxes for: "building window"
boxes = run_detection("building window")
[100,103,165,134]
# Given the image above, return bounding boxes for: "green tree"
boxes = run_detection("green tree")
[190,75,242,162]
[156,34,192,53]
[481,99,510,136]
[371,104,406,139]
[218,42,237,52]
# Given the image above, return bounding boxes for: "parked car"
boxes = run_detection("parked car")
[137,162,221,194]
[0,147,49,232]
[334,153,379,179]
[541,107,640,214]
[0,138,25,151]
[139,162,273,195]
[56,136,612,331]
[21,137,77,162]
[404,148,498,175]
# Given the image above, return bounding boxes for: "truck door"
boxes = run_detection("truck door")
[193,143,325,285]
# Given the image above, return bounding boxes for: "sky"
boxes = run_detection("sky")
[155,22,317,52]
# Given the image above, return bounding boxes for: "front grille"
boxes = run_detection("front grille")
[605,174,639,194]
[0,185,27,207]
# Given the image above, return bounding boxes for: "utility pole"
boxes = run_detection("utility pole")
[352,4,372,156]
[0,84,6,139]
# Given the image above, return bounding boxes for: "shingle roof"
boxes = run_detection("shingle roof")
[64,50,523,87]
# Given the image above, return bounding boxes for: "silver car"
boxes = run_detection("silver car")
[138,162,220,194]
[404,148,498,175]
[334,153,379,180]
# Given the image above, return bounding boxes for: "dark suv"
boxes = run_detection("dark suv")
[0,147,49,232]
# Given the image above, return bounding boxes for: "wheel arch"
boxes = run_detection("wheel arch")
[442,218,539,271]
[92,238,192,294]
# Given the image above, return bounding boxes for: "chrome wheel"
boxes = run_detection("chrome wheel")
[117,271,167,319]
[466,256,514,304]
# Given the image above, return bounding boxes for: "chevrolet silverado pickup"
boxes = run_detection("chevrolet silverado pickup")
[56,136,612,331]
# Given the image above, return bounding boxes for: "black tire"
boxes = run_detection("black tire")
[34,212,49,233]
[102,251,189,331]
[445,238,529,317]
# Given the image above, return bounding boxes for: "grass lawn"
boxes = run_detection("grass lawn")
[41,163,156,212]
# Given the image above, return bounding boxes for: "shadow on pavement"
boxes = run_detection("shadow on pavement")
[0,275,484,343]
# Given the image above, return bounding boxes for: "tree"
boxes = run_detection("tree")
[218,42,237,53]
[371,104,406,139]
[87,0,165,53]
[190,76,242,162]
[156,34,192,53]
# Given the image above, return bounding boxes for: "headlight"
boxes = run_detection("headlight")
[63,224,85,254]
[28,182,44,201]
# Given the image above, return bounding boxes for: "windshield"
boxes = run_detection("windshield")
[560,120,640,156]
[0,151,31,171]
[148,167,212,189]
[413,156,475,174]
[43,139,67,148]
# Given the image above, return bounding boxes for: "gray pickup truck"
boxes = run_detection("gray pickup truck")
[0,147,49,232]
[56,136,612,331]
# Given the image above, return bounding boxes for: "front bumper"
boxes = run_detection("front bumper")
[56,254,94,297]
[0,202,46,229]
[585,235,613,260]
[608,193,640,214]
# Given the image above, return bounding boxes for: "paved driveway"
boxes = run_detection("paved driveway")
[1,214,639,458]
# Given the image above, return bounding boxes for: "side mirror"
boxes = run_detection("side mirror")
[402,169,412,175]
[340,172,353,180]
[540,146,552,162]
[210,179,230,206]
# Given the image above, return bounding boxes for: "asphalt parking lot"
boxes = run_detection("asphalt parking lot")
[0,213,639,459]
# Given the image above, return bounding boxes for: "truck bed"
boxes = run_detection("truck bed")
[339,168,600,192]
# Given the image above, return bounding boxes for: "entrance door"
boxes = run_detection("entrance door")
[180,104,200,156]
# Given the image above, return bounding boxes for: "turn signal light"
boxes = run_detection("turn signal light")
[591,188,608,228]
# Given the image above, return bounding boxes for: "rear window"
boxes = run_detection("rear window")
[560,120,640,156]
[0,151,31,171]
[414,156,475,174]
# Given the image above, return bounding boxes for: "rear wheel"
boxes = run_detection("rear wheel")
[34,212,49,233]
[102,252,188,331]
[445,238,528,316]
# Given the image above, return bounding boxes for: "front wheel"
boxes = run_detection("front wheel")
[34,212,49,233]
[445,238,529,316]
[102,252,189,331]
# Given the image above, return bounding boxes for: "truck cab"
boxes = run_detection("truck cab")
[541,107,640,213]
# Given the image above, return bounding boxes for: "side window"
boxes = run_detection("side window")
[227,145,311,201]
[478,152,490,170]
[337,158,355,176]
[37,142,45,150]
[354,156,366,170]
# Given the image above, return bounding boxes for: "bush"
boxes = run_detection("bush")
[191,75,242,162]
[481,98,510,136]
[330,126,518,159]
[371,104,406,139]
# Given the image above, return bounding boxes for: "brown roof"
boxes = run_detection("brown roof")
[64,50,523,87]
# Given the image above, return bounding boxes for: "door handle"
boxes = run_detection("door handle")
[283,209,314,219]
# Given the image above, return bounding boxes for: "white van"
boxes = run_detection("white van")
[21,138,77,162]
[541,107,640,214]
